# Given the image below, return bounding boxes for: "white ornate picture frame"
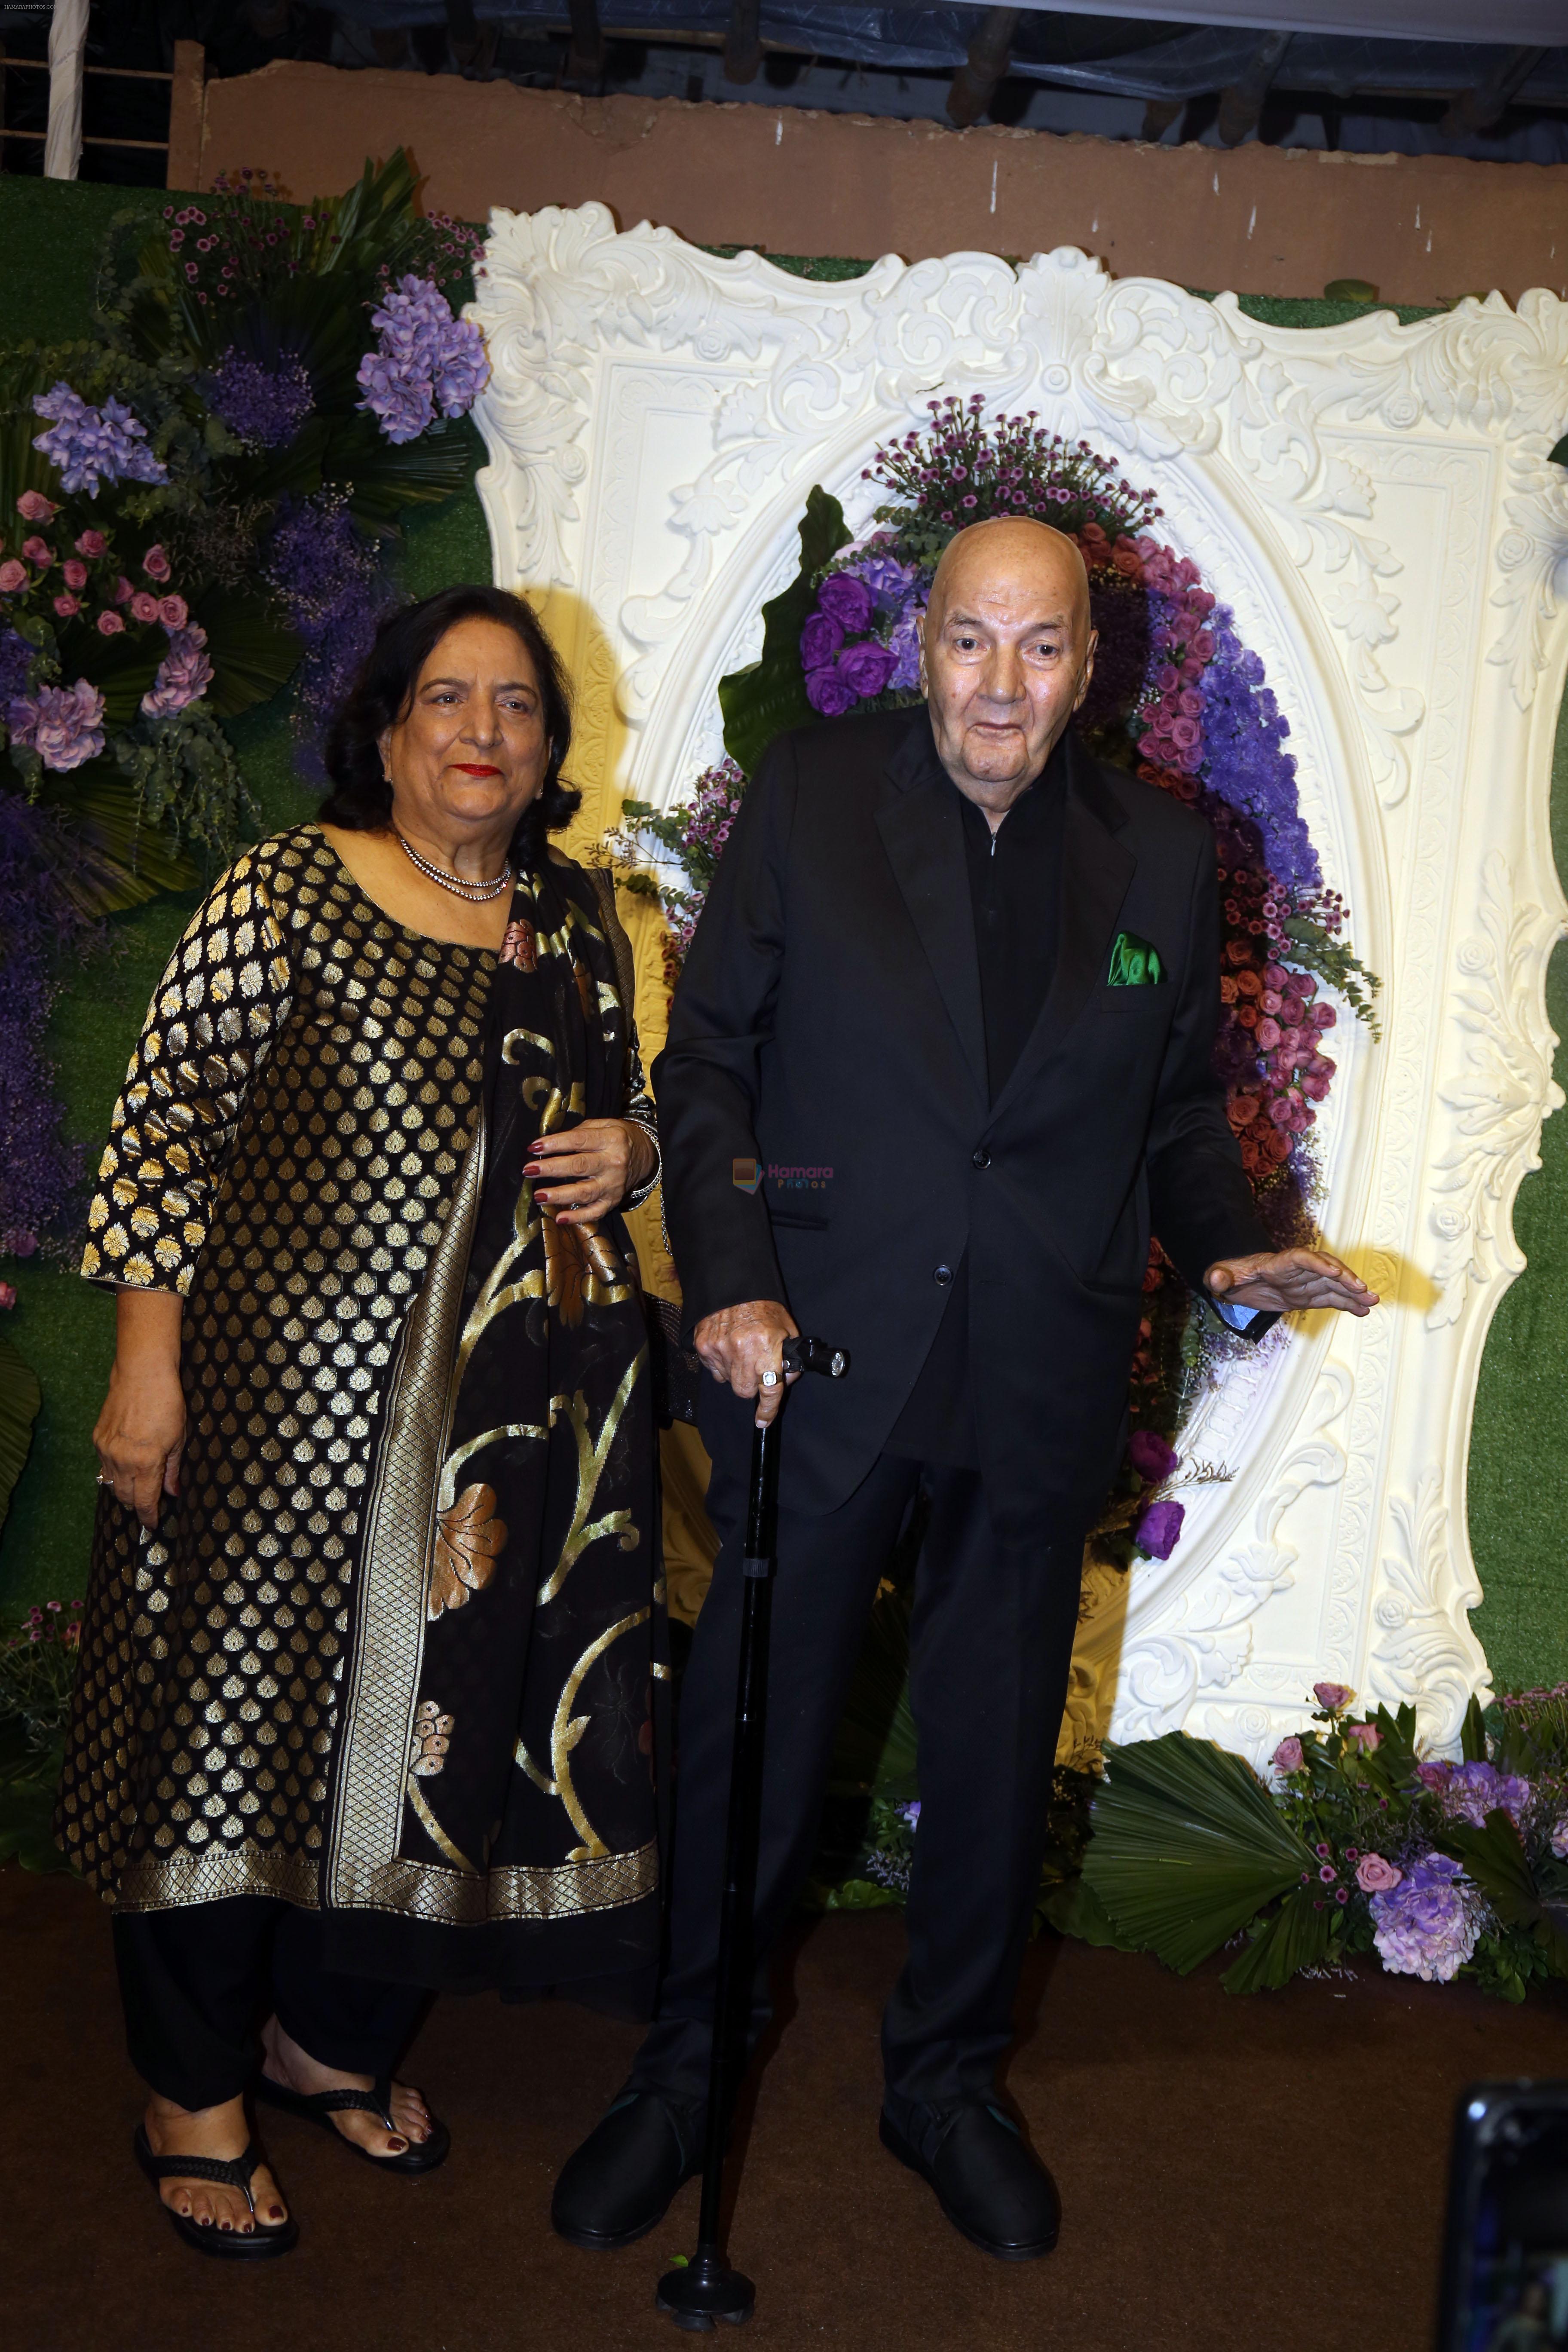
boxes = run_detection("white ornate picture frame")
[469,205,1568,1762]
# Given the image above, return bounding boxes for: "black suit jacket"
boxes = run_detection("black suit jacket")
[652,703,1272,1537]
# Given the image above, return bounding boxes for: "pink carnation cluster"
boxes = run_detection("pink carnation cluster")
[1129,539,1218,781]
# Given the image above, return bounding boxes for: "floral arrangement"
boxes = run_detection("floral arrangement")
[0,1599,83,1754]
[0,1598,83,1873]
[621,399,1380,1565]
[0,151,489,1272]
[1056,1683,1568,2003]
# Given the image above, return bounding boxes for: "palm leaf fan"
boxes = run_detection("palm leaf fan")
[319,414,478,533]
[36,773,199,903]
[193,589,301,718]
[1083,1732,1317,1974]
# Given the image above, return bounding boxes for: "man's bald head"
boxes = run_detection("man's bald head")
[919,515,1098,821]
[926,516,1092,642]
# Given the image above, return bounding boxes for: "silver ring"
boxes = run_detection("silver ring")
[759,1369,779,1389]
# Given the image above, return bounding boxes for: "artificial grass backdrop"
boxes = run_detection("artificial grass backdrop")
[0,177,1562,1691]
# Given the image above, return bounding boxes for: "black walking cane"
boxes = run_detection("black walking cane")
[655,1332,850,2333]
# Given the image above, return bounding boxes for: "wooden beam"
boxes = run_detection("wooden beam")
[723,0,763,87]
[166,39,205,192]
[946,7,1018,132]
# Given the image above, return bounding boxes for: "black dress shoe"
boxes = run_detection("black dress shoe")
[880,2101,1060,2261]
[551,2091,702,2251]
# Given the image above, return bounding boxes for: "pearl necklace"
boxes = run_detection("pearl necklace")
[396,829,514,904]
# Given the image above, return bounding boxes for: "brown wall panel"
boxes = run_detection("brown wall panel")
[197,62,1568,306]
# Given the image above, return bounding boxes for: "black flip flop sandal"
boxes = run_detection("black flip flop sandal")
[255,2070,451,2175]
[134,2124,298,2260]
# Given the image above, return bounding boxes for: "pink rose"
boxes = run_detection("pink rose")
[129,591,160,624]
[157,594,188,630]
[16,490,58,523]
[0,558,25,593]
[53,593,80,618]
[1311,1002,1336,1030]
[63,558,88,590]
[1259,989,1282,1016]
[75,529,106,558]
[96,609,125,635]
[1345,1721,1380,1752]
[0,1281,14,1310]
[141,544,171,581]
[112,575,134,605]
[1272,1736,1306,1776]
[1355,1853,1401,1893]
[1256,1017,1282,1050]
[21,536,52,569]
[1313,1681,1352,1712]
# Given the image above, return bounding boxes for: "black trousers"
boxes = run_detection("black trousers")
[631,1394,1087,2115]
[113,1899,426,2113]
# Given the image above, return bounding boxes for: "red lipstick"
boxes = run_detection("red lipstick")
[452,763,502,776]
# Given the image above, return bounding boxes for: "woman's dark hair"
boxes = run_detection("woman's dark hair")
[320,583,579,865]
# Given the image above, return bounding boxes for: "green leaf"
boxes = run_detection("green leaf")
[1038,1872,1142,1952]
[320,414,477,533]
[1460,1691,1489,1764]
[1221,1884,1335,1993]
[1083,1732,1318,1975]
[719,484,850,777]
[0,1335,42,1536]
[40,775,200,903]
[1442,1809,1568,1976]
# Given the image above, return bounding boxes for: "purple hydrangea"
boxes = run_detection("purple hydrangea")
[7,678,105,772]
[1369,1852,1478,1983]
[888,613,922,693]
[1436,1759,1532,1828]
[141,625,214,720]
[0,796,93,1252]
[355,276,489,445]
[858,551,920,613]
[205,350,314,449]
[1200,612,1319,894]
[1134,1496,1185,1560]
[31,383,168,499]
[0,629,32,704]
[265,493,397,781]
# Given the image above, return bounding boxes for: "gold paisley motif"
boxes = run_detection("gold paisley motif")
[428,1482,508,1620]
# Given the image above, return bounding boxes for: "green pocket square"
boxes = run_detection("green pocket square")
[1107,930,1165,986]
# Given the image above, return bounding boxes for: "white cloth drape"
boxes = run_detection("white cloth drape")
[44,0,90,182]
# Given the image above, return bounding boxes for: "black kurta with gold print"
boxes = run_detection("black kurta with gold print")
[58,824,663,2002]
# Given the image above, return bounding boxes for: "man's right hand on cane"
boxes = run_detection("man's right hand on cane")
[693,1299,801,1427]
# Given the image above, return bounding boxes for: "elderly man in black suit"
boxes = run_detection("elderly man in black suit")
[554,518,1375,2260]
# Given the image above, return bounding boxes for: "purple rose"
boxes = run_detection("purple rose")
[1271,1735,1305,1776]
[1313,1682,1351,1713]
[816,572,873,634]
[1134,1498,1185,1560]
[7,676,106,771]
[837,640,896,700]
[799,612,844,671]
[1128,1428,1178,1484]
[805,665,858,717]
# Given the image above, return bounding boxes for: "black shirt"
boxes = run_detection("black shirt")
[885,739,1069,1464]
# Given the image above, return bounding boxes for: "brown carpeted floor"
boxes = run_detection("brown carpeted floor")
[5,1862,1567,2351]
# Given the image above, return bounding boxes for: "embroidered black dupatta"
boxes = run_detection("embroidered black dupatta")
[323,852,665,2006]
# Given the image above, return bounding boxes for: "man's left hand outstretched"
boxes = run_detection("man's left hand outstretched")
[1205,1248,1378,1317]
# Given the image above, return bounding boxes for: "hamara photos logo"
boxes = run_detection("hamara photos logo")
[732,1159,834,1194]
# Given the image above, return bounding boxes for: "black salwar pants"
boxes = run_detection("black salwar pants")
[113,1899,426,2113]
[630,1385,1088,2117]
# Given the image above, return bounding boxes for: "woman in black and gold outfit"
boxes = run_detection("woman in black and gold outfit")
[57,585,665,2257]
